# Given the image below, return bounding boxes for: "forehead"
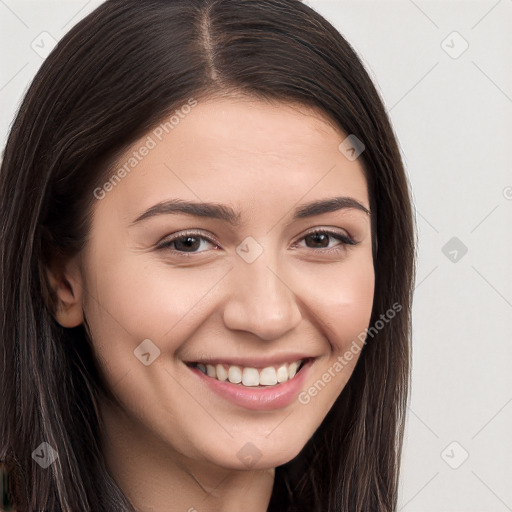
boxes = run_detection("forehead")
[93,97,370,225]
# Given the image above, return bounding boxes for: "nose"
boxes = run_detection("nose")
[222,254,302,341]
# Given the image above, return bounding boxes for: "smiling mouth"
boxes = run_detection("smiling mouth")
[186,359,309,387]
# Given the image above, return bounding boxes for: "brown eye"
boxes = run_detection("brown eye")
[171,235,202,252]
[157,231,218,254]
[304,232,330,249]
[296,229,357,254]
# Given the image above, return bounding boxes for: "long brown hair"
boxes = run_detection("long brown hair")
[0,0,416,510]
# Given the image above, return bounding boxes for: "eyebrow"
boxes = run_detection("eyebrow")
[129,196,370,227]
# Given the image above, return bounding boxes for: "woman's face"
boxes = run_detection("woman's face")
[70,97,374,470]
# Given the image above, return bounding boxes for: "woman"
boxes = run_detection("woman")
[0,0,416,510]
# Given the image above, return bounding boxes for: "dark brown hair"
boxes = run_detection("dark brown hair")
[0,0,416,510]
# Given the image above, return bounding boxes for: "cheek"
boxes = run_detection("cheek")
[81,249,230,377]
[302,253,375,351]
[334,265,375,349]
[293,257,374,421]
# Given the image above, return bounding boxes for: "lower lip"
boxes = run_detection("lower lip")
[186,359,314,411]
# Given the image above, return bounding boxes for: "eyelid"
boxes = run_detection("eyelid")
[294,226,356,245]
[156,229,220,249]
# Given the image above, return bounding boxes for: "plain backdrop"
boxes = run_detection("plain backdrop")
[1,1,511,510]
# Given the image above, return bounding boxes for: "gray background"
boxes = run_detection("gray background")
[1,1,511,510]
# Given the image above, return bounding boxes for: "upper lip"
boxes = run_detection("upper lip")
[184,354,316,369]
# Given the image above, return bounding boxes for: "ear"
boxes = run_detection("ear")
[45,254,85,328]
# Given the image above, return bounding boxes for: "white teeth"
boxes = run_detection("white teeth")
[216,363,228,381]
[242,367,260,386]
[193,360,304,387]
[276,366,289,383]
[259,367,278,386]
[288,361,299,379]
[228,365,242,384]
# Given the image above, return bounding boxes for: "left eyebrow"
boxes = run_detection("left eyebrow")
[292,196,370,218]
[129,196,370,227]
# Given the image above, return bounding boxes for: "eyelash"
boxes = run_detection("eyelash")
[156,228,358,257]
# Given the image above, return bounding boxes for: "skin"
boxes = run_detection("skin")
[47,96,375,512]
